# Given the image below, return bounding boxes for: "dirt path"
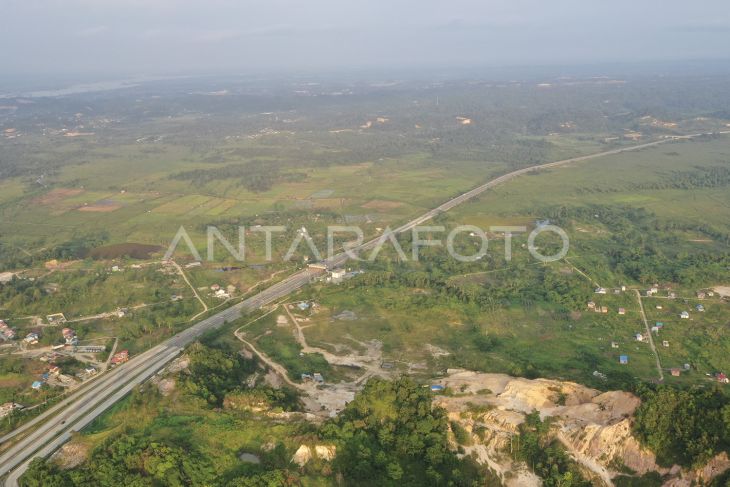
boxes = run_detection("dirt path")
[103,338,119,372]
[168,260,208,320]
[634,290,664,382]
[564,258,602,289]
[282,304,383,378]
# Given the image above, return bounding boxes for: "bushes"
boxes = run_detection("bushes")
[633,385,730,467]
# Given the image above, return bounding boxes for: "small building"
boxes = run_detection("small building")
[0,320,16,341]
[662,340,669,347]
[635,333,644,342]
[656,305,663,310]
[85,367,97,375]
[297,302,310,311]
[697,291,706,299]
[330,269,347,283]
[670,368,681,377]
[48,366,60,376]
[680,311,690,319]
[210,284,221,291]
[301,373,313,382]
[619,355,629,365]
[618,308,626,315]
[684,363,691,370]
[312,373,324,384]
[611,341,619,349]
[651,326,660,333]
[111,265,121,272]
[601,306,609,314]
[46,313,67,325]
[696,304,705,312]
[430,384,445,392]
[587,301,596,309]
[655,322,664,329]
[31,381,43,390]
[595,287,607,295]
[621,285,627,292]
[24,333,39,345]
[668,292,677,299]
[717,373,729,384]
[110,350,129,365]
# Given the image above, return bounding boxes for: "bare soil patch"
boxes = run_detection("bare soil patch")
[34,188,84,206]
[361,199,403,210]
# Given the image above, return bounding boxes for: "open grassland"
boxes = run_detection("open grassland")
[450,136,730,231]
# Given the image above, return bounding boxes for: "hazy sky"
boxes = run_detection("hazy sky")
[3,0,730,76]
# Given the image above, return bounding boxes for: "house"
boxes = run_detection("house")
[0,320,16,341]
[696,304,705,312]
[662,340,670,347]
[24,333,39,345]
[110,350,129,365]
[635,333,644,342]
[0,402,23,419]
[619,355,629,365]
[595,287,607,295]
[330,269,346,283]
[618,308,626,315]
[680,311,690,319]
[312,373,324,384]
[46,313,67,325]
[214,289,229,299]
[62,328,76,345]
[587,301,596,310]
[31,381,43,390]
[670,368,681,377]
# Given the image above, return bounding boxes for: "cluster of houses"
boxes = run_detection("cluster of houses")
[0,320,16,341]
[301,372,324,384]
[587,301,627,315]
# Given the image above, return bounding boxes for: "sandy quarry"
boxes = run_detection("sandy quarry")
[434,369,729,487]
